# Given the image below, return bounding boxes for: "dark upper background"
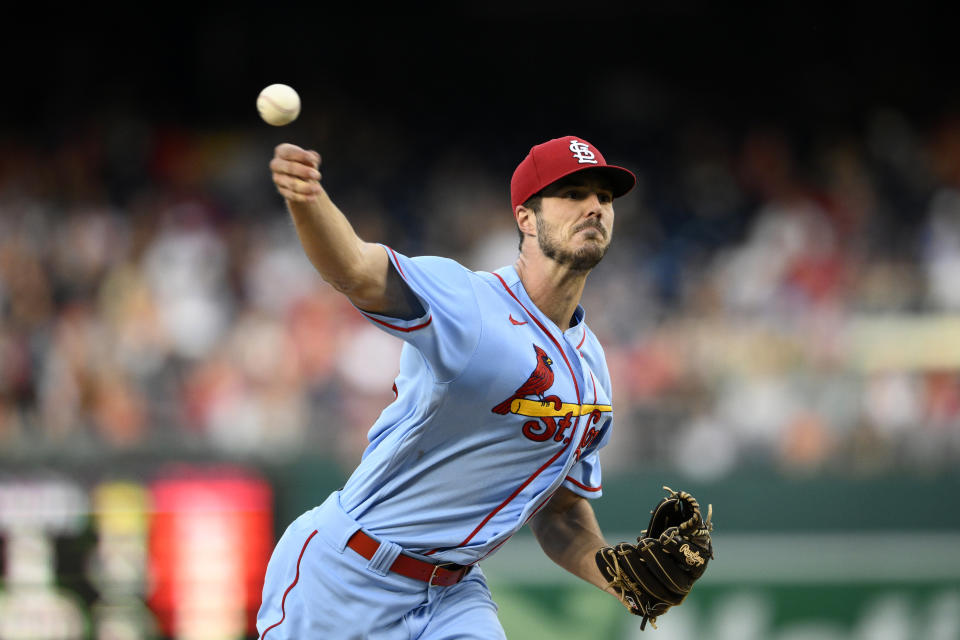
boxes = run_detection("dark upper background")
[5,4,958,139]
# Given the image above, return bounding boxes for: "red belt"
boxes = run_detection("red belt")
[346,529,469,587]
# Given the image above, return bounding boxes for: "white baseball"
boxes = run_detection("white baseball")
[257,84,301,126]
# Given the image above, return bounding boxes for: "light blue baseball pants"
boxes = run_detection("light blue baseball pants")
[256,492,507,640]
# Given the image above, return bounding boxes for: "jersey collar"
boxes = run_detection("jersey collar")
[493,265,587,331]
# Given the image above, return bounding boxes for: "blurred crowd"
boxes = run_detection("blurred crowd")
[3,105,960,479]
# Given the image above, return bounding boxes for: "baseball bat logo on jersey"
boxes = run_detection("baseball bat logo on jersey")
[491,344,610,458]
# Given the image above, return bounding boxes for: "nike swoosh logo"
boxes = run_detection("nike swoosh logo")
[509,314,527,326]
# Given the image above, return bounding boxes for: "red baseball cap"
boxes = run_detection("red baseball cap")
[510,136,636,210]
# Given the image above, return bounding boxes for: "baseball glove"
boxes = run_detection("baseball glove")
[595,487,713,630]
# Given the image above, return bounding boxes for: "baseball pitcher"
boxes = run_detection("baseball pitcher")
[256,136,712,638]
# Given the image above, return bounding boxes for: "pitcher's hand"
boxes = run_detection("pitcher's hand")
[270,143,323,203]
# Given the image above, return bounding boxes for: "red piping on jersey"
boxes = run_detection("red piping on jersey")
[576,330,587,350]
[386,246,407,278]
[524,351,603,523]
[259,529,319,639]
[486,474,599,563]
[475,534,514,563]
[361,311,433,333]
[437,438,574,554]
[438,272,583,551]
[524,491,557,526]
[359,246,431,332]
[492,272,582,403]
[575,370,603,462]
[564,476,602,492]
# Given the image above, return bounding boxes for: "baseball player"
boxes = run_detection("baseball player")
[257,135,636,639]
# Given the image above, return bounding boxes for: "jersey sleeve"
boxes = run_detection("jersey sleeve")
[355,245,482,383]
[561,418,612,499]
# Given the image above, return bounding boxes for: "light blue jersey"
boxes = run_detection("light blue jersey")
[257,246,615,639]
[340,246,613,565]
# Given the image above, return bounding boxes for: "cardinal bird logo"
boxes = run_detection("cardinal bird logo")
[492,345,562,415]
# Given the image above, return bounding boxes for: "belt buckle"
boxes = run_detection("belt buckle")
[429,562,462,586]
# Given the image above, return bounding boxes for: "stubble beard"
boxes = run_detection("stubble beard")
[535,213,609,272]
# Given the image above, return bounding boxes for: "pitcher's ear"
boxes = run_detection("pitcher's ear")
[515,205,537,239]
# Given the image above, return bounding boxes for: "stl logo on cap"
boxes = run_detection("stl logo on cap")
[569,140,598,165]
[510,135,637,210]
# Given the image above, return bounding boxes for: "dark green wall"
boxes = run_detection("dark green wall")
[260,458,960,534]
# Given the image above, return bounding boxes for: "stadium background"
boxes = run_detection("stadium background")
[2,5,959,639]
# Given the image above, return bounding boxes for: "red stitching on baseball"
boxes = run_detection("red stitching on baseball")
[259,95,298,115]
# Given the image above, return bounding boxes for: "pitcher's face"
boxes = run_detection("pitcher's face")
[535,175,615,271]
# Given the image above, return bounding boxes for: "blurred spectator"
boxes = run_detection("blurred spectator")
[2,104,960,477]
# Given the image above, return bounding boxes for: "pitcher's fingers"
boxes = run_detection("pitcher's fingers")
[276,185,317,203]
[274,174,320,195]
[274,143,321,167]
[279,190,314,203]
[270,157,322,181]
